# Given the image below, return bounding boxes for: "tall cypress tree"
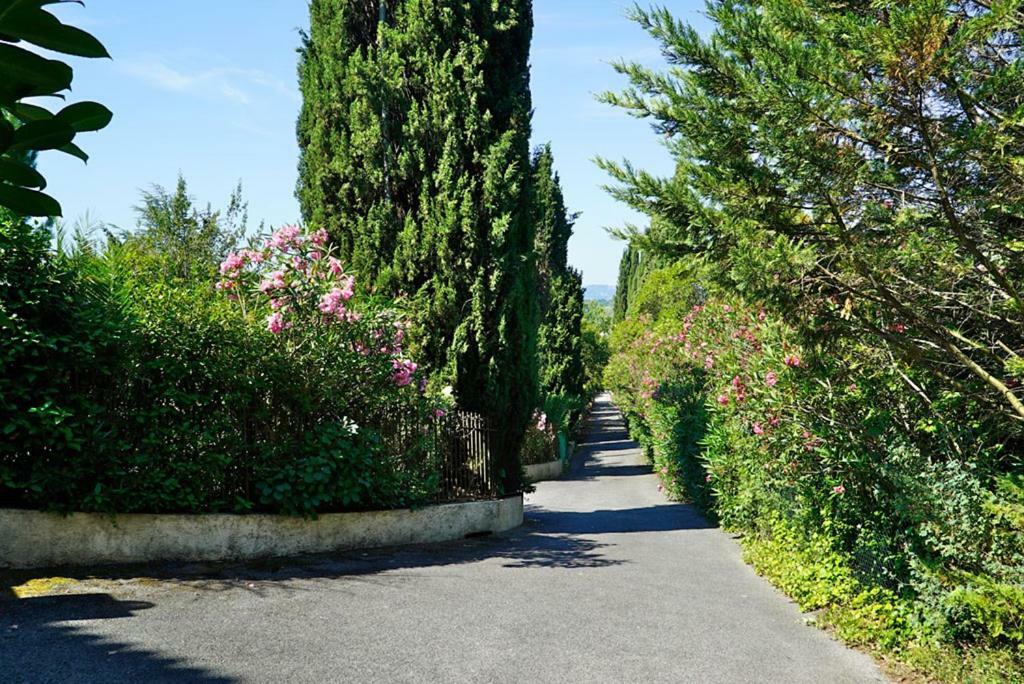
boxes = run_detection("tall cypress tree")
[612,245,637,323]
[297,0,537,490]
[531,144,584,399]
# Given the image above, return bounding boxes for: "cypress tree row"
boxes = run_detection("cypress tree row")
[297,0,537,490]
[612,245,639,324]
[531,145,584,400]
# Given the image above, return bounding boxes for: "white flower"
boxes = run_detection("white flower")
[340,417,359,436]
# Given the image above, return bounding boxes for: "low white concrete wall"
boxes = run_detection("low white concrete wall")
[0,496,524,569]
[525,459,564,483]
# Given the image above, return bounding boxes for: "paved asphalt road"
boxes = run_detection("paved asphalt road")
[0,395,885,683]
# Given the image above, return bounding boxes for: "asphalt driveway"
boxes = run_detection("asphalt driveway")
[0,395,885,683]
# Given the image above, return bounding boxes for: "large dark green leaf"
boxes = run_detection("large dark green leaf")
[0,181,61,216]
[0,5,109,58]
[9,101,52,122]
[56,101,111,132]
[0,156,46,188]
[57,140,87,162]
[9,117,75,151]
[0,42,72,101]
[0,117,13,153]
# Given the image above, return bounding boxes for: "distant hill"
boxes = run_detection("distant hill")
[584,284,615,302]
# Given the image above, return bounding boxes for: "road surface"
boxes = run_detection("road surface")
[0,395,884,683]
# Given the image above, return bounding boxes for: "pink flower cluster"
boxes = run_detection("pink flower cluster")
[217,225,419,389]
[392,359,417,387]
[318,278,358,323]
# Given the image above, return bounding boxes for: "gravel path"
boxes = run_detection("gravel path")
[0,395,885,683]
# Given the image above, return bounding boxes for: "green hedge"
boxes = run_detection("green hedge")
[605,265,1024,681]
[0,220,437,516]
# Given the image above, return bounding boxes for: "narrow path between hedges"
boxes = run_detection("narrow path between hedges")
[0,395,885,683]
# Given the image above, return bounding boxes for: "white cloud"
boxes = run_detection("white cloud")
[118,58,297,106]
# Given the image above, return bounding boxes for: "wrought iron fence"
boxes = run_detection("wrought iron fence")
[375,407,501,502]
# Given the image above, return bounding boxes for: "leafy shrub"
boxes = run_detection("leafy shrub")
[0,219,436,515]
[0,0,112,217]
[521,410,556,466]
[605,261,1024,676]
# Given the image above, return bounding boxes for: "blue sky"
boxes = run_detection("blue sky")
[40,1,711,285]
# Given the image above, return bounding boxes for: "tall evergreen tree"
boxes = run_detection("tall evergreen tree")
[601,1,1024,423]
[612,244,643,323]
[297,0,537,490]
[531,145,584,399]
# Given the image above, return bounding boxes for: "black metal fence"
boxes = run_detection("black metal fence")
[376,408,501,502]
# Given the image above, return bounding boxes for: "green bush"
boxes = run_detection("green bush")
[0,218,437,515]
[604,261,1024,679]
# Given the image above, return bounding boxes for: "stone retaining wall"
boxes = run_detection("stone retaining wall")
[0,496,524,569]
[525,459,564,483]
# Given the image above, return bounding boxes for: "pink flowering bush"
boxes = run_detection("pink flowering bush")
[605,262,1024,655]
[218,224,419,397]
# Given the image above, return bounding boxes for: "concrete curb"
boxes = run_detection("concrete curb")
[525,459,564,483]
[0,496,524,569]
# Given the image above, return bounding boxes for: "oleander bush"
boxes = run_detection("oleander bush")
[605,262,1024,679]
[0,217,436,515]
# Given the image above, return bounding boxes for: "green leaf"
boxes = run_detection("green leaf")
[0,42,72,100]
[0,116,12,153]
[0,156,46,188]
[57,140,87,162]
[56,101,111,132]
[0,5,109,58]
[9,117,74,151]
[0,181,61,216]
[9,101,52,122]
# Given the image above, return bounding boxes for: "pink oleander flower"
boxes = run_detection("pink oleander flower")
[219,251,246,276]
[340,275,355,300]
[319,288,347,316]
[758,309,767,323]
[765,371,778,387]
[706,474,713,483]
[536,412,548,431]
[245,249,265,264]
[717,394,730,406]
[434,408,446,419]
[704,355,714,369]
[731,375,744,390]
[327,257,344,276]
[889,322,907,334]
[392,359,417,387]
[259,271,287,294]
[269,225,302,251]
[310,228,329,246]
[266,312,286,335]
[752,422,765,435]
[784,355,801,368]
[309,249,324,261]
[833,485,846,495]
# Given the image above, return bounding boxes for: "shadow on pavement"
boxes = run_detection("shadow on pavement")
[526,504,713,535]
[572,463,653,479]
[0,594,234,683]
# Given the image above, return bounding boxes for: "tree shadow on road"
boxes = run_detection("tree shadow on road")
[0,593,233,683]
[525,504,713,535]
